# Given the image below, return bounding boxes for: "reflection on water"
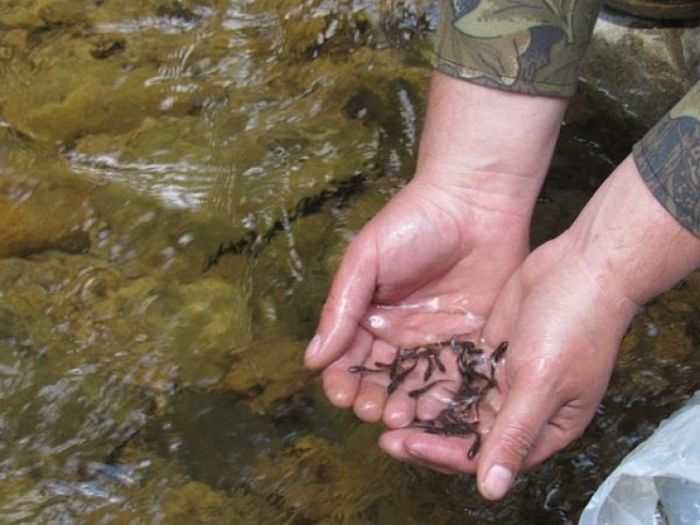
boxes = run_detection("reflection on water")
[0,0,699,523]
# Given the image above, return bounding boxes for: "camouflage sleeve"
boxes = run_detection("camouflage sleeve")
[633,82,700,238]
[436,0,603,97]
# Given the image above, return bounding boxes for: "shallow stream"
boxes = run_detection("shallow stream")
[1,1,699,523]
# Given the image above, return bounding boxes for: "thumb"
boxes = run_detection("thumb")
[476,371,558,500]
[304,237,377,370]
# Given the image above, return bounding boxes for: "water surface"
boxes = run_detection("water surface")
[0,1,699,523]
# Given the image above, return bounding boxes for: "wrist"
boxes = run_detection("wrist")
[413,72,566,220]
[566,156,700,307]
[416,72,567,185]
[411,169,543,229]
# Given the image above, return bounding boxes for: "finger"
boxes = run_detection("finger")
[414,353,463,422]
[304,237,378,370]
[353,339,395,422]
[382,378,419,429]
[520,408,592,471]
[381,430,478,474]
[413,381,456,422]
[321,327,374,408]
[380,376,450,429]
[475,373,559,501]
[383,365,461,429]
[379,429,464,475]
[381,355,442,429]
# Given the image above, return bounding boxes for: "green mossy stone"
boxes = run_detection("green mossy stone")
[0,169,94,257]
[0,1,43,29]
[87,182,238,280]
[34,0,85,25]
[4,64,164,144]
[159,481,286,525]
[252,211,337,339]
[249,429,401,523]
[172,277,253,386]
[224,337,310,414]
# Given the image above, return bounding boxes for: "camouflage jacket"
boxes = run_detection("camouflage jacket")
[436,0,700,237]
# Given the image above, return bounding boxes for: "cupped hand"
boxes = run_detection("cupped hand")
[380,155,700,500]
[304,72,567,438]
[379,231,639,494]
[304,174,533,427]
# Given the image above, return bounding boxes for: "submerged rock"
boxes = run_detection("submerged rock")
[224,338,311,416]
[0,175,92,257]
[248,431,394,523]
[161,481,286,525]
[2,1,699,523]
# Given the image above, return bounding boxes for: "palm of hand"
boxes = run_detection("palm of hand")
[314,180,529,427]
[379,237,639,495]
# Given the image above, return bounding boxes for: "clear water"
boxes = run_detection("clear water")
[0,1,698,523]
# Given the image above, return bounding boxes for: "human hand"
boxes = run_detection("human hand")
[379,220,640,485]
[379,156,700,499]
[304,72,566,426]
[305,175,531,426]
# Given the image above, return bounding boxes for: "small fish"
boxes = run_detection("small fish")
[387,360,418,394]
[433,351,447,373]
[348,366,384,374]
[491,341,508,364]
[408,379,449,398]
[490,341,508,384]
[467,433,481,459]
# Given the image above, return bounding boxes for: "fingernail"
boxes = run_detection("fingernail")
[305,335,322,361]
[482,465,513,500]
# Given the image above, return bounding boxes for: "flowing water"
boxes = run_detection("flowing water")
[0,1,699,523]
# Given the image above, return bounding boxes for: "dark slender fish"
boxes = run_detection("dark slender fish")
[387,360,417,394]
[489,341,508,384]
[467,433,481,459]
[350,337,509,463]
[408,379,449,399]
[433,351,447,373]
[348,366,384,373]
[423,357,434,382]
[491,341,508,364]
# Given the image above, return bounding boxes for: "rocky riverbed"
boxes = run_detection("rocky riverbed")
[0,1,698,523]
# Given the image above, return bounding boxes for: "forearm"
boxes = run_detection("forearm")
[419,0,609,211]
[415,72,567,211]
[569,156,700,307]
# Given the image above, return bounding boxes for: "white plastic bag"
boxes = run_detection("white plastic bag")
[580,390,700,525]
